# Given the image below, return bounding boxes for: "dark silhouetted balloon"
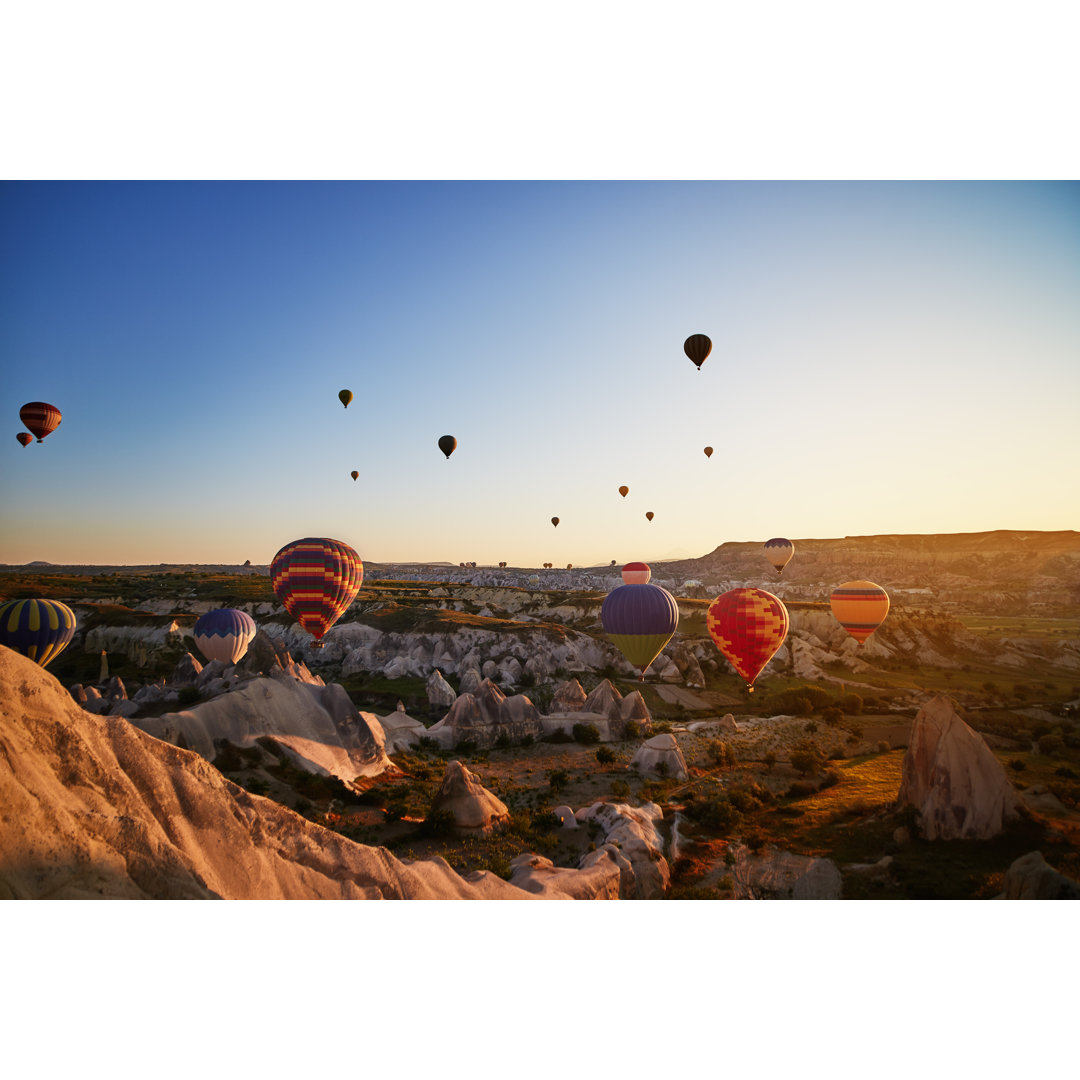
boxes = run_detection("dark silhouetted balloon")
[618,485,629,498]
[339,390,353,408]
[602,581,679,679]
[16,433,32,448]
[0,598,77,668]
[764,538,794,576]
[683,334,712,371]
[707,588,789,693]
[438,435,457,459]
[551,517,559,527]
[193,608,257,665]
[703,446,713,458]
[645,511,654,522]
[19,402,62,442]
[270,537,363,647]
[350,470,359,481]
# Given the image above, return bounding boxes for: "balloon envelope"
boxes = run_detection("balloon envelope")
[438,435,457,459]
[683,334,712,370]
[0,598,76,668]
[16,433,32,447]
[193,608,257,665]
[19,402,62,442]
[703,446,713,458]
[339,389,353,408]
[645,511,654,522]
[551,517,559,527]
[602,582,679,677]
[707,588,789,691]
[830,580,890,644]
[621,561,651,585]
[763,538,795,576]
[270,537,363,644]
[618,485,629,497]
[350,470,359,481]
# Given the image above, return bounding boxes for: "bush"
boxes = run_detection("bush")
[804,721,818,734]
[494,733,511,750]
[419,809,456,837]
[610,779,630,799]
[177,686,201,707]
[838,692,863,715]
[547,768,570,794]
[819,769,841,790]
[520,734,534,747]
[1009,758,1027,772]
[546,730,573,744]
[763,750,777,772]
[595,745,616,765]
[822,706,843,727]
[707,740,737,768]
[684,795,741,832]
[790,740,826,776]
[786,780,817,799]
[624,720,642,739]
[572,722,601,745]
[1038,733,1066,757]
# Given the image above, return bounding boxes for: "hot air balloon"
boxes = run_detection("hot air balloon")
[645,511,654,522]
[0,598,76,668]
[350,470,359,481]
[499,561,506,568]
[528,574,540,585]
[438,435,457,459]
[16,433,32,448]
[193,608,257,665]
[566,563,573,570]
[763,538,794,576]
[551,517,559,527]
[703,446,713,458]
[621,561,651,585]
[339,390,353,408]
[610,560,617,566]
[270,537,363,647]
[601,580,679,680]
[707,588,789,693]
[683,334,711,371]
[19,402,62,443]
[618,486,629,498]
[830,580,890,644]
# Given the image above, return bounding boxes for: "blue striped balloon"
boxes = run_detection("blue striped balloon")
[0,598,77,668]
[193,608,257,665]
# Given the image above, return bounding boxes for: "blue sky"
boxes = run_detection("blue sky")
[2,180,1078,566]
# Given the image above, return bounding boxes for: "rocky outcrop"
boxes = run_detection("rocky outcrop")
[0,646,542,900]
[427,760,510,835]
[234,631,322,685]
[998,851,1080,900]
[508,851,622,899]
[551,679,588,712]
[727,844,843,900]
[377,705,428,754]
[897,695,1019,840]
[631,733,688,781]
[575,801,670,899]
[135,676,392,787]
[426,669,457,708]
[428,679,542,748]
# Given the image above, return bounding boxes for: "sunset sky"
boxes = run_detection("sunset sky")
[2,180,1078,567]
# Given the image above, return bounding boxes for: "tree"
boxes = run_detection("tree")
[790,740,825,776]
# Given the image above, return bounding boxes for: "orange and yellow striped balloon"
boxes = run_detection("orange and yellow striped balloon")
[830,580,889,644]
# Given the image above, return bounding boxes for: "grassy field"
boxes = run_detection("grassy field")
[957,614,1080,640]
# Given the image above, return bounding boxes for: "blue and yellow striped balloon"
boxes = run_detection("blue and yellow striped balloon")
[0,598,77,668]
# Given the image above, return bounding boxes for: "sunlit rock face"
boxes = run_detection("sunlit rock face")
[427,759,510,835]
[630,733,688,781]
[897,695,1019,840]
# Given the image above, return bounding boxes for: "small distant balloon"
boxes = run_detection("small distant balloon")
[610,560,617,566]
[645,511,654,522]
[16,433,32,448]
[338,389,353,409]
[830,580,890,644]
[764,538,794,576]
[499,561,506,568]
[683,334,712,371]
[438,435,457,459]
[618,485,629,498]
[703,446,713,458]
[19,402,62,443]
[566,563,573,570]
[622,562,651,585]
[350,470,359,481]
[551,517,560,527]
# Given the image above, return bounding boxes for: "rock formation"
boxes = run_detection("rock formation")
[427,760,510,834]
[508,851,622,899]
[135,676,392,787]
[427,679,542,748]
[727,844,844,900]
[998,851,1080,900]
[897,695,1019,840]
[426,669,457,708]
[631,733,688,781]
[377,705,428,754]
[574,801,670,899]
[0,646,539,900]
[551,678,588,712]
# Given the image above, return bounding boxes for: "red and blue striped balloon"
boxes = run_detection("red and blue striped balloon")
[0,598,77,668]
[601,582,679,679]
[270,537,363,646]
[193,608,257,665]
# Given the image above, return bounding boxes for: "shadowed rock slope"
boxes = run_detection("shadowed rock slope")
[0,646,539,900]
